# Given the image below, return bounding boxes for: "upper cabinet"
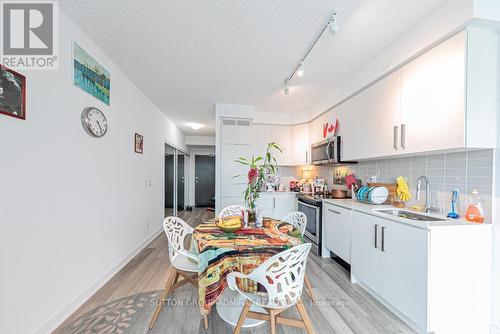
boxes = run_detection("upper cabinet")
[250,124,294,166]
[251,124,272,156]
[340,71,401,161]
[291,123,310,165]
[400,32,466,154]
[270,125,292,165]
[340,29,498,161]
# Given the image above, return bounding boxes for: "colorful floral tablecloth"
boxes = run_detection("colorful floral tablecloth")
[191,218,302,313]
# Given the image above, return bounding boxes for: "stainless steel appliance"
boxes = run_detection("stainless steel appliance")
[310,136,356,165]
[297,194,325,255]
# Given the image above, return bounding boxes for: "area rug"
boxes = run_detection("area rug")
[60,291,160,334]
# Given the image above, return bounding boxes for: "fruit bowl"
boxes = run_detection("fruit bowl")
[216,216,243,233]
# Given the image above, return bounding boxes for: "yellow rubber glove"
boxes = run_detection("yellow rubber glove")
[396,176,411,202]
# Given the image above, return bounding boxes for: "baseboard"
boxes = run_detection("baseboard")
[491,324,500,334]
[35,228,163,334]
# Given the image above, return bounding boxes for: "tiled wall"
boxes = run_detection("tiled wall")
[278,149,494,222]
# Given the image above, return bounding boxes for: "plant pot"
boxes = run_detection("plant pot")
[247,209,256,227]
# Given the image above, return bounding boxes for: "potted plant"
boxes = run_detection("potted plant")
[235,142,282,225]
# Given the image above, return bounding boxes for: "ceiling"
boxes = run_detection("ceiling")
[60,0,447,136]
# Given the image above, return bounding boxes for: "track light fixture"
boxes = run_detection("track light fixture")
[284,80,290,95]
[297,62,305,77]
[283,9,338,95]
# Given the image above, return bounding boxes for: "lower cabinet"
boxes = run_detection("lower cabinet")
[256,193,296,219]
[323,203,352,263]
[351,211,428,330]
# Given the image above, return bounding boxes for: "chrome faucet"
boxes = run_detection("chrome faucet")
[416,175,438,213]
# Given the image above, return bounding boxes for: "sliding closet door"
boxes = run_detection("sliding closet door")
[165,145,175,217]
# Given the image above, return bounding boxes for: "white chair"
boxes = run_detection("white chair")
[218,205,246,218]
[282,211,307,236]
[227,243,315,334]
[149,217,208,330]
[282,211,316,302]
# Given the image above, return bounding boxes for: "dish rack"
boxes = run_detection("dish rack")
[352,182,397,205]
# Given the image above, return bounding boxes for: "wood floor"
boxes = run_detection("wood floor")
[53,208,415,334]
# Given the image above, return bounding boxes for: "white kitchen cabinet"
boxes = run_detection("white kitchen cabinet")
[323,202,352,263]
[251,124,272,157]
[350,210,491,333]
[270,125,292,166]
[351,211,383,294]
[400,32,466,154]
[256,192,296,219]
[381,219,428,330]
[321,29,498,161]
[352,211,428,331]
[291,123,310,165]
[341,71,401,161]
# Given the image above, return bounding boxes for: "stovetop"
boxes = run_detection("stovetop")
[297,193,331,206]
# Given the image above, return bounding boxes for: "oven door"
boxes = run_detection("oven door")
[297,200,320,244]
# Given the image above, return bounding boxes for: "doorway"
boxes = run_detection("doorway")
[195,155,215,207]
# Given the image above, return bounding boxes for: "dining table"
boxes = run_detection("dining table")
[191,217,303,328]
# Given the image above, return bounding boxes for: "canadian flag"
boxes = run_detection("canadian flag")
[323,119,338,138]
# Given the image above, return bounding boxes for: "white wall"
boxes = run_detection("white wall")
[493,148,500,333]
[186,146,216,206]
[492,30,500,329]
[0,12,185,334]
[185,135,216,146]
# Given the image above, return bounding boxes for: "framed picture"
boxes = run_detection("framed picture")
[0,65,26,120]
[73,42,110,105]
[135,133,144,154]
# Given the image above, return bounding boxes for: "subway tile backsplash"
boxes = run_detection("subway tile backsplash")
[278,149,494,223]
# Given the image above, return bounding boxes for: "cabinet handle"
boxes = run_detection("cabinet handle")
[400,124,406,149]
[273,198,276,209]
[305,150,308,163]
[393,126,398,150]
[381,226,386,252]
[374,224,379,249]
[328,208,341,215]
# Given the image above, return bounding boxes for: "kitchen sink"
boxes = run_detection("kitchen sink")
[375,210,447,222]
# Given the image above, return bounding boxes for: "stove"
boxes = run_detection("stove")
[296,193,330,255]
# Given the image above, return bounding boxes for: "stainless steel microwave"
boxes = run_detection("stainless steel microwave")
[311,136,355,165]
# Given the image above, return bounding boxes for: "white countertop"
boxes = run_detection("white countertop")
[322,198,492,230]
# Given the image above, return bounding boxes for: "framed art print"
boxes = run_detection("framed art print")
[135,133,143,154]
[0,65,26,120]
[73,42,110,105]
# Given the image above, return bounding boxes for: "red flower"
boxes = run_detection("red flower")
[248,168,258,183]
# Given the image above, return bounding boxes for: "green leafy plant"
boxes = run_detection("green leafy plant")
[235,142,282,209]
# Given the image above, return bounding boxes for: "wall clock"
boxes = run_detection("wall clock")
[81,107,108,137]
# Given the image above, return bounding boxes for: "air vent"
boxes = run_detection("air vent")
[236,120,250,127]
[222,119,236,126]
[222,118,250,127]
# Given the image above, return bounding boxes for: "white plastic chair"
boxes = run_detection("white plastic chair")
[226,243,315,334]
[282,211,307,237]
[281,212,316,302]
[149,217,208,329]
[218,205,246,218]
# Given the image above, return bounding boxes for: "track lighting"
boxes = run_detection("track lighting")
[297,62,305,77]
[329,21,339,35]
[283,9,339,94]
[328,10,339,35]
[284,80,290,95]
